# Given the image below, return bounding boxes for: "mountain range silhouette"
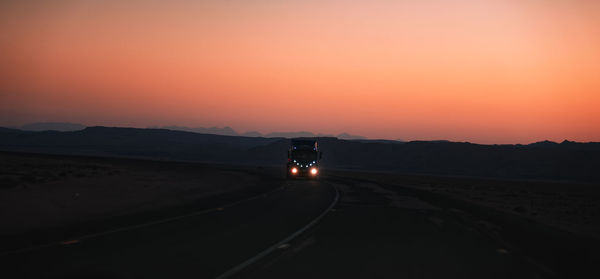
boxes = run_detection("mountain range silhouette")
[15,122,367,139]
[1,126,598,182]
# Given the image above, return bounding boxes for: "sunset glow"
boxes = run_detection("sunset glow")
[1,0,599,143]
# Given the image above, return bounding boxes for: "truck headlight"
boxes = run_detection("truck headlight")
[310,168,318,175]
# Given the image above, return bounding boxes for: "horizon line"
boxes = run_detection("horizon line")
[2,122,596,146]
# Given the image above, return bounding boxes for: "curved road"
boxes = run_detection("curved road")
[2,179,337,279]
[2,173,598,279]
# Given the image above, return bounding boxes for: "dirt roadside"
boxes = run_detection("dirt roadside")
[327,170,600,239]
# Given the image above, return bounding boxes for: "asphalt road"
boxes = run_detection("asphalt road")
[1,178,335,279]
[1,173,597,279]
[246,177,544,279]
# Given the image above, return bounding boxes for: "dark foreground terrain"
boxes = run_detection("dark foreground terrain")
[1,152,599,278]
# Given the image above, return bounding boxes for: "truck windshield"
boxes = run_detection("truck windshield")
[292,150,317,161]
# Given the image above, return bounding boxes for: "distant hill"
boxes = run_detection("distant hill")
[262,131,365,139]
[241,131,262,137]
[0,127,22,133]
[348,139,404,144]
[264,131,323,138]
[1,126,598,182]
[20,122,86,132]
[0,126,280,163]
[336,133,367,140]
[155,125,367,139]
[155,125,238,136]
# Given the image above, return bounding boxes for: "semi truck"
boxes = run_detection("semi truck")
[287,138,322,178]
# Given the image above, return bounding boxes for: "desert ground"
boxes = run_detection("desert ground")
[0,152,280,244]
[329,170,600,239]
[1,151,598,278]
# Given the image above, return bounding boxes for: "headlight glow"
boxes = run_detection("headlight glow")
[310,168,318,175]
[291,167,298,174]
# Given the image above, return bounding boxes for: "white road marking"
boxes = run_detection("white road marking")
[496,248,509,254]
[0,185,286,257]
[215,182,340,279]
[276,243,290,249]
[60,239,80,245]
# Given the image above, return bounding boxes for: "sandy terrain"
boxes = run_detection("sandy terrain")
[0,152,277,236]
[2,151,598,278]
[329,170,600,238]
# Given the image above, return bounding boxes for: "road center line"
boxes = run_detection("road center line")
[215,182,340,279]
[0,183,288,257]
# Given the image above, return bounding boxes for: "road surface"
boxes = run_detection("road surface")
[1,172,597,278]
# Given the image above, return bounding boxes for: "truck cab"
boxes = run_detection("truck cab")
[287,139,322,178]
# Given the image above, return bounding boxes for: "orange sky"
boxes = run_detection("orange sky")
[1,0,599,143]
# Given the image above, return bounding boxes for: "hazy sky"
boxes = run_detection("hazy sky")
[1,0,599,143]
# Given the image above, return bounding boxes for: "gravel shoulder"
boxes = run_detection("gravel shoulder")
[327,170,600,239]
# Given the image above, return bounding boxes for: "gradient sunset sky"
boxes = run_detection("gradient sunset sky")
[1,0,599,144]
